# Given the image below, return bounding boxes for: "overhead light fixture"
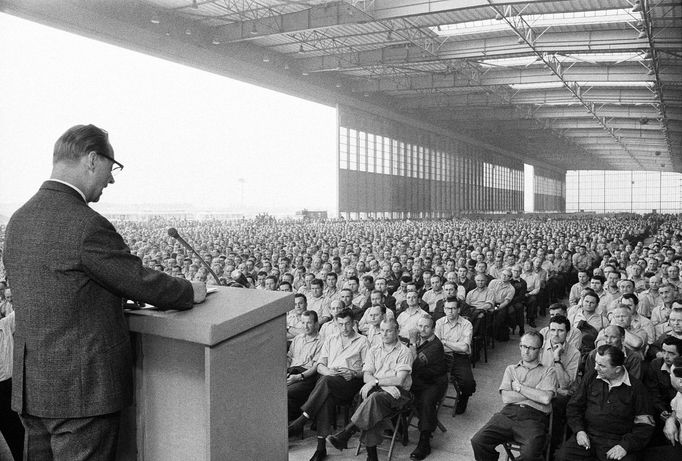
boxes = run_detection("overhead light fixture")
[632,0,643,13]
[643,50,652,59]
[298,44,305,54]
[185,28,192,36]
[192,0,198,9]
[517,35,525,44]
[655,151,661,156]
[387,30,393,40]
[638,30,647,39]
[212,37,221,45]
[335,81,342,88]
[150,13,160,24]
[495,12,503,21]
[251,23,257,35]
[302,70,309,76]
[284,62,290,70]
[647,67,655,75]
[640,117,649,125]
[262,55,270,63]
[436,25,442,32]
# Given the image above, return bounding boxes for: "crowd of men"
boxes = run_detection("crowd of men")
[2,212,682,460]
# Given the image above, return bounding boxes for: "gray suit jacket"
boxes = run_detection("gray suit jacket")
[3,181,194,417]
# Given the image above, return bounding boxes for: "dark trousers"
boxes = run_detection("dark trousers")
[492,307,510,341]
[525,295,538,322]
[411,378,447,432]
[444,353,476,397]
[351,388,411,447]
[0,378,23,461]
[288,374,319,421]
[300,375,363,437]
[555,434,639,461]
[510,301,526,334]
[471,404,548,461]
[20,411,121,461]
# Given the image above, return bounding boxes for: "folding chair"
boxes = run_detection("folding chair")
[355,408,410,461]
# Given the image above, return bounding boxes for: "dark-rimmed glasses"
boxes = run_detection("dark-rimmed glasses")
[97,152,124,176]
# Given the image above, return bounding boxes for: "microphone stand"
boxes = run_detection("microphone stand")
[167,227,225,286]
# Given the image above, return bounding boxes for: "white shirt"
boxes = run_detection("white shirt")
[0,312,15,381]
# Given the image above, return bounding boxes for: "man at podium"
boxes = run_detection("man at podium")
[3,124,207,460]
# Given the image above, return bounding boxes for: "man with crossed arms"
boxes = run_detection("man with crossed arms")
[327,318,412,461]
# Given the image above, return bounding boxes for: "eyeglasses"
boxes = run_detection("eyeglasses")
[519,344,540,351]
[96,152,124,176]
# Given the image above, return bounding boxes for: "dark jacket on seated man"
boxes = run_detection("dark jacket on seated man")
[412,336,448,388]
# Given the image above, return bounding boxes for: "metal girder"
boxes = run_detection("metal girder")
[395,87,662,108]
[451,118,666,130]
[215,0,636,42]
[637,0,676,168]
[349,63,673,93]
[293,29,682,72]
[487,0,651,169]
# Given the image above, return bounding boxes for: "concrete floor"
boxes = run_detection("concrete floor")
[288,314,550,461]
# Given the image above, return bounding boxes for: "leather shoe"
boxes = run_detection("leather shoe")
[455,395,469,415]
[288,417,306,436]
[328,433,349,451]
[309,449,327,461]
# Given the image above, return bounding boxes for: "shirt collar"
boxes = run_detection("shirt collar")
[661,361,672,373]
[598,370,631,389]
[515,360,543,371]
[445,316,463,326]
[46,178,87,202]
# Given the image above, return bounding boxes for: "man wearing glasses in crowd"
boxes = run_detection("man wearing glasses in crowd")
[3,124,207,460]
[471,331,557,461]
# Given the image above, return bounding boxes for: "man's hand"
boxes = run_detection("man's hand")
[336,367,355,381]
[552,343,564,362]
[605,444,627,460]
[663,415,678,445]
[286,374,302,386]
[576,431,590,450]
[511,380,522,393]
[192,281,207,304]
[360,382,375,400]
[408,329,419,344]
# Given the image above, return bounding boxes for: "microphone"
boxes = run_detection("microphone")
[167,227,223,286]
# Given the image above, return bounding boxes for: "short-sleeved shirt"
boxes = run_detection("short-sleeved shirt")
[540,340,580,390]
[422,289,446,313]
[286,309,305,332]
[521,272,541,295]
[320,332,369,373]
[499,361,557,414]
[465,287,494,311]
[363,341,413,391]
[435,316,472,355]
[364,324,383,348]
[488,279,515,306]
[308,295,331,320]
[397,307,426,337]
[288,333,323,370]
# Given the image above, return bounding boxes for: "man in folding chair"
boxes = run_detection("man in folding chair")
[471,331,557,461]
[327,318,412,461]
[555,344,655,461]
[407,314,448,460]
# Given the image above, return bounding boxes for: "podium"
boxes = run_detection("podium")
[120,287,292,461]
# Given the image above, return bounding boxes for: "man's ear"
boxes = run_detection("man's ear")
[85,151,98,171]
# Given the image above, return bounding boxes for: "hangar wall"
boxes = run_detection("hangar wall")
[337,105,525,219]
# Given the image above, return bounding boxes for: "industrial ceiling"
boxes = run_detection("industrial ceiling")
[2,0,680,173]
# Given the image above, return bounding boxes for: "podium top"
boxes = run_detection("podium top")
[126,287,292,346]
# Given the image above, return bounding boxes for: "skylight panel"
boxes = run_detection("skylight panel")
[431,9,635,37]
